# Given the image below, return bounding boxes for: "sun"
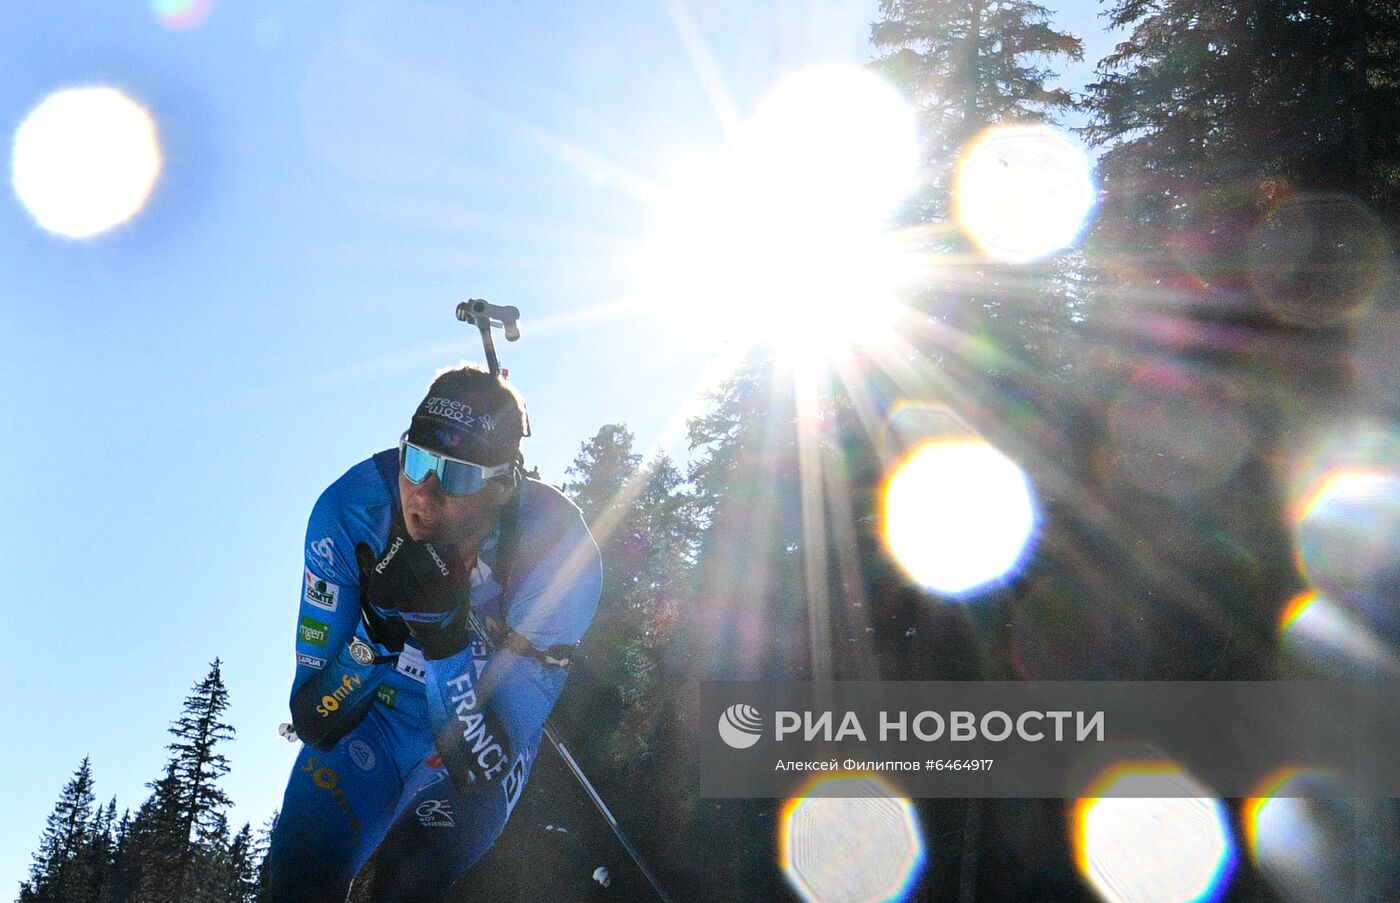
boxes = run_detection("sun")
[642,64,921,363]
[11,86,163,239]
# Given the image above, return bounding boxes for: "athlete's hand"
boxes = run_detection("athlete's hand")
[353,539,410,653]
[355,522,473,659]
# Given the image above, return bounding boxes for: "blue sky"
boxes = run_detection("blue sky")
[0,1,1112,891]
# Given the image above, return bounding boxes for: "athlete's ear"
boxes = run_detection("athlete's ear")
[480,484,510,514]
[486,476,516,506]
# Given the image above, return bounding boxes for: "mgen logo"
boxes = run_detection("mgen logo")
[718,704,763,749]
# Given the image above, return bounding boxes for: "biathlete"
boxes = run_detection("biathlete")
[266,362,601,900]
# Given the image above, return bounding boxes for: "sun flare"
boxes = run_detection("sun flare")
[11,87,162,239]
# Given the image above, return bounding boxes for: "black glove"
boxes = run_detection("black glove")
[354,522,474,660]
[354,540,410,653]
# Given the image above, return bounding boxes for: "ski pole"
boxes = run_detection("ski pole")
[458,300,673,901]
[276,613,677,899]
[464,609,676,903]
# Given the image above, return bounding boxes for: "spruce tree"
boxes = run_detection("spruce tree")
[170,659,235,899]
[20,757,98,903]
[123,660,236,902]
[1084,0,1400,240]
[168,659,235,858]
[555,422,697,894]
[101,808,135,903]
[76,798,118,903]
[128,760,186,902]
[224,822,259,903]
[564,424,642,527]
[252,812,277,901]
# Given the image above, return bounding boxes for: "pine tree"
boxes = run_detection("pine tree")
[122,661,236,902]
[225,823,259,903]
[183,814,256,903]
[564,424,642,526]
[168,659,235,857]
[74,798,118,903]
[564,425,646,621]
[1083,0,1400,250]
[681,355,813,680]
[101,808,135,903]
[564,424,697,629]
[868,0,1090,388]
[20,757,98,902]
[252,812,277,901]
[128,760,186,902]
[561,424,696,769]
[185,812,231,901]
[168,659,235,899]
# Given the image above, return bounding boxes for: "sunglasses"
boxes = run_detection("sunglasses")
[398,436,515,496]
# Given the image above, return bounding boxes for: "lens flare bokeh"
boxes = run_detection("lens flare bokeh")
[152,0,213,31]
[1103,364,1251,500]
[1248,194,1390,328]
[882,438,1037,596]
[953,124,1096,263]
[1071,764,1236,903]
[1278,590,1400,677]
[779,775,925,903]
[1291,465,1400,608]
[1162,176,1276,296]
[11,87,162,239]
[1245,770,1400,903]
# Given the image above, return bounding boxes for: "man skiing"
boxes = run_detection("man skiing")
[266,362,602,900]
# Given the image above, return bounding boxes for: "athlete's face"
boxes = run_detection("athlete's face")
[399,467,510,551]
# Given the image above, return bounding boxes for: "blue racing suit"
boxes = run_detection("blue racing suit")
[266,448,601,901]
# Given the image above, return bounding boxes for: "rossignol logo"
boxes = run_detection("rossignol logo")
[425,543,450,577]
[718,704,764,749]
[416,799,456,827]
[299,616,330,647]
[375,537,404,575]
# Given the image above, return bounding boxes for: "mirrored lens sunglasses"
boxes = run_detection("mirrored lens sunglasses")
[398,437,514,497]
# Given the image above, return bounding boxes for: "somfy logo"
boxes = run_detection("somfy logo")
[718,704,763,749]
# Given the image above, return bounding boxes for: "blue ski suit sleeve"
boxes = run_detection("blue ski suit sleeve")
[290,458,396,751]
[423,482,601,795]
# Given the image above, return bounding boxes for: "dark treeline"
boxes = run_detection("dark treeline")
[19,662,271,903]
[25,2,1400,900]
